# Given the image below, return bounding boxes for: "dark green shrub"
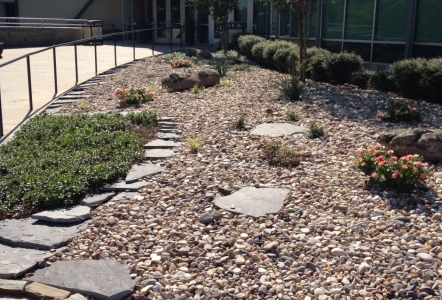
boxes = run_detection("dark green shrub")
[389,58,427,98]
[368,70,396,92]
[327,52,364,84]
[350,69,374,89]
[273,45,299,73]
[307,48,332,82]
[231,32,249,50]
[421,59,442,102]
[251,40,271,63]
[237,35,266,58]
[0,111,157,217]
[262,40,293,69]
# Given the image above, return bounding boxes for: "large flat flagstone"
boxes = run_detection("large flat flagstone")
[29,260,134,300]
[100,180,148,192]
[31,206,91,223]
[0,244,55,278]
[157,132,181,139]
[144,139,182,149]
[0,218,89,250]
[82,192,115,207]
[251,123,307,137]
[125,163,165,183]
[214,187,290,217]
[145,149,175,159]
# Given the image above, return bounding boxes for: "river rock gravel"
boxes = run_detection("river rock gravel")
[53,55,442,299]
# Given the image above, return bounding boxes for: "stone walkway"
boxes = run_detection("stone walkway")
[0,116,302,299]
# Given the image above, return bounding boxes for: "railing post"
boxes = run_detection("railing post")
[94,37,98,76]
[169,27,172,52]
[114,32,117,66]
[26,56,33,111]
[133,27,136,60]
[74,44,78,85]
[181,25,183,49]
[152,29,155,56]
[0,83,4,137]
[53,48,58,94]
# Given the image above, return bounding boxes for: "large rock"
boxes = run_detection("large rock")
[196,50,213,60]
[161,69,220,92]
[378,128,442,162]
[0,218,88,250]
[214,187,290,217]
[31,206,91,223]
[185,48,199,57]
[28,260,134,300]
[0,244,55,279]
[251,123,307,137]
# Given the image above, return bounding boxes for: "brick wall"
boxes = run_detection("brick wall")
[0,27,84,48]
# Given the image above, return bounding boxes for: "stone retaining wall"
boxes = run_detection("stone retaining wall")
[0,27,84,48]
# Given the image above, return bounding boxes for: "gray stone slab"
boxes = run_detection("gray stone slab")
[158,128,176,133]
[28,260,134,300]
[0,244,55,278]
[110,192,141,202]
[100,180,149,192]
[157,132,181,139]
[125,163,165,183]
[0,279,27,294]
[158,117,178,121]
[143,139,182,149]
[251,123,307,137]
[31,206,91,223]
[81,192,116,207]
[145,149,175,159]
[214,187,290,217]
[0,218,89,250]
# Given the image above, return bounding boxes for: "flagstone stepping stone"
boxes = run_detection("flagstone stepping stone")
[214,187,290,218]
[158,122,179,128]
[143,139,182,149]
[24,282,71,300]
[158,132,181,139]
[0,218,89,250]
[109,192,142,202]
[158,116,178,121]
[0,244,55,278]
[31,206,91,223]
[145,149,175,159]
[100,180,149,192]
[125,163,166,183]
[0,279,27,294]
[29,260,134,300]
[158,128,176,133]
[251,123,307,137]
[81,192,116,207]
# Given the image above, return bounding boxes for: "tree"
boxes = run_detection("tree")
[187,0,239,54]
[263,0,317,81]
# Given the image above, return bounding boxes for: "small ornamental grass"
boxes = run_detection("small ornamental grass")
[186,134,202,153]
[171,57,193,68]
[284,111,301,122]
[114,87,155,106]
[356,144,430,192]
[377,100,421,123]
[232,115,246,130]
[262,142,302,168]
[307,122,325,139]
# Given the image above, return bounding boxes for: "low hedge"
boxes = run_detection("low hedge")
[368,69,396,92]
[327,52,364,84]
[307,48,332,82]
[389,58,427,99]
[0,110,157,218]
[238,35,266,59]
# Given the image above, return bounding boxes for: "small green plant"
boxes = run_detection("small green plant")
[284,111,300,122]
[211,56,229,77]
[145,73,156,78]
[114,75,124,84]
[377,100,421,123]
[186,134,202,153]
[356,144,430,191]
[78,99,89,110]
[307,122,324,139]
[171,57,193,68]
[232,115,246,130]
[231,64,251,72]
[190,84,206,94]
[114,87,155,105]
[262,142,302,168]
[220,78,231,86]
[276,72,304,101]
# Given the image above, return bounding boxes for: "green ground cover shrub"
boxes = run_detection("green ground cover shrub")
[307,48,332,82]
[251,40,271,63]
[368,70,396,92]
[327,52,364,84]
[262,142,302,168]
[238,35,266,59]
[262,40,294,69]
[420,59,442,102]
[350,69,374,89]
[0,111,157,218]
[273,44,299,73]
[389,58,427,99]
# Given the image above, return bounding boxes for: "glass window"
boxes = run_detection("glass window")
[322,41,342,53]
[345,0,374,40]
[413,45,442,59]
[375,0,408,41]
[416,0,442,43]
[344,42,371,61]
[234,0,248,22]
[322,0,345,39]
[372,43,405,63]
[280,12,292,38]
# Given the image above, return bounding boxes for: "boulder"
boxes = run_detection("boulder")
[161,69,220,92]
[377,128,442,162]
[197,50,213,60]
[185,48,200,57]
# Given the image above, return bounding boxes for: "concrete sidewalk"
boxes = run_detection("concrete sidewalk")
[0,40,176,140]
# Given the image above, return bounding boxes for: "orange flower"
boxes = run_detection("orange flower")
[402,164,408,169]
[371,172,377,178]
[420,173,426,179]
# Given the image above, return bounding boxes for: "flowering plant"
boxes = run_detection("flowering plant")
[377,100,421,123]
[114,87,154,106]
[170,57,193,68]
[262,142,302,168]
[356,143,430,191]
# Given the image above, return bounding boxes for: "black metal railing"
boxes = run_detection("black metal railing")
[0,25,184,138]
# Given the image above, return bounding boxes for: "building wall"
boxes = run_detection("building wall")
[0,27,84,48]
[0,4,6,17]
[18,0,123,30]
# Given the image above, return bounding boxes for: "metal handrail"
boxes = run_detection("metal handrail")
[0,17,89,28]
[0,25,185,138]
